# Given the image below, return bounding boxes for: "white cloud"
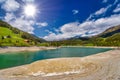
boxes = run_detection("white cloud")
[0,0,5,3]
[11,17,35,34]
[102,0,108,3]
[53,28,60,33]
[4,13,35,34]
[22,0,35,2]
[95,8,108,15]
[36,22,48,27]
[87,5,112,20]
[72,10,79,15]
[113,4,120,13]
[4,13,16,22]
[1,0,20,12]
[102,0,118,4]
[45,30,53,34]
[43,32,71,41]
[44,14,120,41]
[96,5,112,16]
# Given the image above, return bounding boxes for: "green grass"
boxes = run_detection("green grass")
[0,27,21,36]
[0,27,30,46]
[0,20,46,47]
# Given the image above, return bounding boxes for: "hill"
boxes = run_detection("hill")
[48,25,120,47]
[97,25,120,38]
[0,20,45,47]
[0,20,120,47]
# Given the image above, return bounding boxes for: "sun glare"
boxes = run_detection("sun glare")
[24,4,36,17]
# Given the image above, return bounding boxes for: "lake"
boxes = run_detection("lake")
[0,47,112,69]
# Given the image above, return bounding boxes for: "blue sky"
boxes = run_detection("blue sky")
[0,0,120,41]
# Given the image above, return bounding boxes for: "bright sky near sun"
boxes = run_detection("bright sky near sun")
[24,4,36,17]
[0,0,120,41]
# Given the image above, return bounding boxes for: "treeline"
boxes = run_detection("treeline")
[41,33,120,47]
[91,33,120,46]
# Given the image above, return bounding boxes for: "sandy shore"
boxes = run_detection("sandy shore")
[0,49,120,80]
[0,46,56,53]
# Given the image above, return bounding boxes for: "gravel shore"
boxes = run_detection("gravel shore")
[0,46,56,53]
[0,49,120,80]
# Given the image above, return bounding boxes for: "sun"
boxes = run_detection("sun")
[24,4,36,17]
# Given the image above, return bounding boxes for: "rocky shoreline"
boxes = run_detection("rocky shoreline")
[0,49,120,80]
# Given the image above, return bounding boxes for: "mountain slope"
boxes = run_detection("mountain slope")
[0,20,45,46]
[48,25,120,46]
[97,25,120,38]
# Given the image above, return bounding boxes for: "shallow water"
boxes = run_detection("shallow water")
[0,47,112,69]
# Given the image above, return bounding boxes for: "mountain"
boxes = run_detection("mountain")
[97,25,120,38]
[48,25,120,46]
[0,20,45,47]
[1,19,119,47]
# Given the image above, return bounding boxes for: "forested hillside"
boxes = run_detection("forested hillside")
[48,25,120,47]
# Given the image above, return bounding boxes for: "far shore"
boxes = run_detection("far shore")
[0,46,119,54]
[61,46,120,49]
[0,46,57,53]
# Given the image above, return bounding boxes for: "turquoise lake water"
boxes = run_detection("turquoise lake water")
[0,47,112,69]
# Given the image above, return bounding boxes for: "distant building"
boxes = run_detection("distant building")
[24,39,30,43]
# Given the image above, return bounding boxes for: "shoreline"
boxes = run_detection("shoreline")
[0,46,119,54]
[0,46,57,53]
[61,46,120,49]
[0,49,120,80]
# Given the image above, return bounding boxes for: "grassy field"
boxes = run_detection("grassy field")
[0,27,30,46]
